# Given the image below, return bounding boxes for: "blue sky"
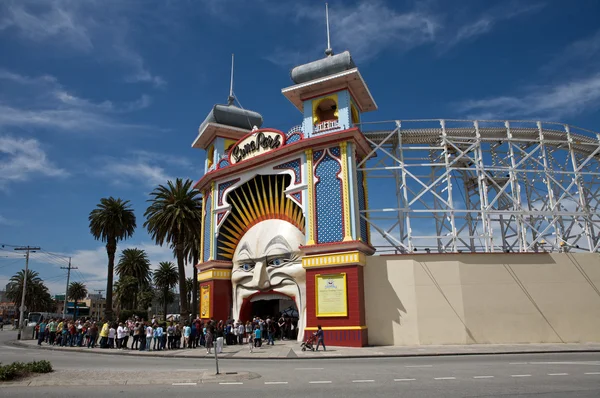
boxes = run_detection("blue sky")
[1,0,600,295]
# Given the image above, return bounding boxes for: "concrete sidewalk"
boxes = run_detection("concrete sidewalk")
[1,369,258,387]
[13,339,600,360]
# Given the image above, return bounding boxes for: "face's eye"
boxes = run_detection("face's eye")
[267,257,290,267]
[240,262,255,272]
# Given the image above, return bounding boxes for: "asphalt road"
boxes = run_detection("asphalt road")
[2,330,600,397]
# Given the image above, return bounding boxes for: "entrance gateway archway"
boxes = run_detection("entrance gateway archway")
[195,48,376,347]
[239,292,298,321]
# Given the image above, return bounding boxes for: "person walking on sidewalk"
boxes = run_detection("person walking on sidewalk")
[315,325,326,351]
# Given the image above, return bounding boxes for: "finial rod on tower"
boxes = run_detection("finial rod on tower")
[325,3,333,56]
[228,53,235,105]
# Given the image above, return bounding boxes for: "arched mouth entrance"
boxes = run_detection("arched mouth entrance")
[239,292,298,323]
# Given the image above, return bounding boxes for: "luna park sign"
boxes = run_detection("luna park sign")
[230,130,285,164]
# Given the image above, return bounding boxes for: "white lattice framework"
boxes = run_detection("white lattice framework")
[359,120,600,254]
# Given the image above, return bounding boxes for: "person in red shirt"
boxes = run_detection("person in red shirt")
[69,323,77,347]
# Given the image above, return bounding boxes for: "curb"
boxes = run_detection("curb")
[10,340,600,360]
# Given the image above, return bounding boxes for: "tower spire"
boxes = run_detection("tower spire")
[228,53,235,105]
[325,3,333,56]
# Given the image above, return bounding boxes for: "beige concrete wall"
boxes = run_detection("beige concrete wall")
[364,253,600,346]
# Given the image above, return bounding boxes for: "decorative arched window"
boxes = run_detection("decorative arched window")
[207,145,215,169]
[312,94,339,133]
[351,103,359,126]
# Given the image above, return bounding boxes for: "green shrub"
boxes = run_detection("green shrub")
[0,360,52,381]
[26,360,53,373]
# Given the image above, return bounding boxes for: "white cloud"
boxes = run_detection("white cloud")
[443,2,544,50]
[0,215,14,225]
[0,135,67,189]
[61,242,186,294]
[457,73,600,120]
[263,0,544,66]
[265,1,437,66]
[0,70,153,134]
[0,1,93,51]
[0,0,164,87]
[95,150,194,188]
[101,160,174,188]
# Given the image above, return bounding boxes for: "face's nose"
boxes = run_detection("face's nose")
[249,261,271,291]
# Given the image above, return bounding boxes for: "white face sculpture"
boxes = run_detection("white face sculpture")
[231,219,306,342]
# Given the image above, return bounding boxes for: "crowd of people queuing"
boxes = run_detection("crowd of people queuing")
[34,314,299,354]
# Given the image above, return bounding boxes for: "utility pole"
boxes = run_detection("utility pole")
[14,246,40,340]
[94,289,104,321]
[60,258,77,318]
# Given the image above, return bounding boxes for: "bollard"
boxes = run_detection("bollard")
[214,344,219,374]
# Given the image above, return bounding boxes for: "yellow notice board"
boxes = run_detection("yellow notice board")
[200,285,210,319]
[315,273,348,317]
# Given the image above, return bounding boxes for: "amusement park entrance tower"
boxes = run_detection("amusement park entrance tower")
[192,42,377,345]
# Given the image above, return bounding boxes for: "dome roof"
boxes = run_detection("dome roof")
[290,51,355,84]
[200,102,263,131]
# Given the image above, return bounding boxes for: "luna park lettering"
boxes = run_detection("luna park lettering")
[231,132,282,163]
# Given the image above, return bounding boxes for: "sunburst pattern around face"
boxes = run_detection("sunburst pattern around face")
[217,174,305,260]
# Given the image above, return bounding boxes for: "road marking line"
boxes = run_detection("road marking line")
[585,372,600,375]
[406,365,432,368]
[172,383,197,386]
[394,378,416,382]
[309,381,332,384]
[265,382,288,385]
[175,368,206,371]
[219,382,243,385]
[352,380,374,383]
[296,367,324,370]
[434,377,456,380]
[509,362,528,365]
[511,374,531,377]
[473,376,494,379]
[548,373,568,376]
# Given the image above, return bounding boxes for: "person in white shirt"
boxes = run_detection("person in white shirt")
[108,325,116,349]
[237,321,244,345]
[116,323,126,349]
[145,324,153,351]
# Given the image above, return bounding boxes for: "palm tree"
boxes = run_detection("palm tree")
[153,261,178,319]
[113,276,137,319]
[68,282,87,318]
[89,197,136,320]
[116,248,151,309]
[137,287,154,313]
[144,179,202,320]
[6,269,55,312]
[185,277,194,312]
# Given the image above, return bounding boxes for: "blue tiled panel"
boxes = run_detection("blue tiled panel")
[330,146,341,158]
[315,152,343,243]
[313,150,324,162]
[203,194,212,261]
[286,133,302,144]
[357,170,368,243]
[274,159,302,184]
[218,178,239,206]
